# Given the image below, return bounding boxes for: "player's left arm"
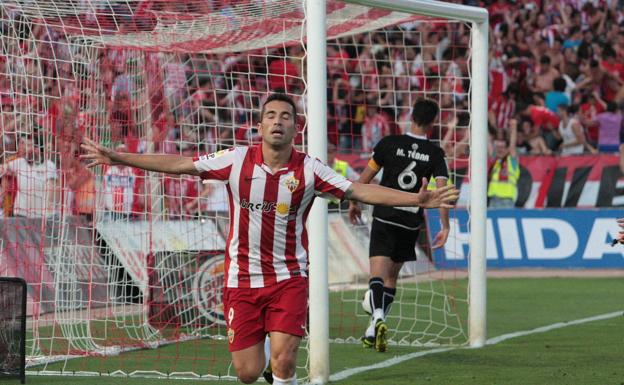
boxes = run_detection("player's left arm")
[313,158,457,210]
[346,178,457,209]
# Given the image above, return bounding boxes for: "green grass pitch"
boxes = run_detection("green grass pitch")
[19,277,624,385]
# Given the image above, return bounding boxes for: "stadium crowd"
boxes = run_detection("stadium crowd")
[1,0,624,218]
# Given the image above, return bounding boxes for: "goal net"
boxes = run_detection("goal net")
[0,0,486,381]
[0,277,27,384]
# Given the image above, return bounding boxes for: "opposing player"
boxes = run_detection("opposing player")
[81,93,458,385]
[349,98,451,352]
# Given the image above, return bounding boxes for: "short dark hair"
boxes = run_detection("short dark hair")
[603,44,616,59]
[553,77,566,92]
[557,104,577,115]
[260,93,297,119]
[411,98,439,127]
[503,82,519,97]
[540,55,551,65]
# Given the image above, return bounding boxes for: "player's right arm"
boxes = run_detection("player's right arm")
[81,138,199,176]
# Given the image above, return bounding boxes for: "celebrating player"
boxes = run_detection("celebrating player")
[349,98,451,352]
[81,93,458,385]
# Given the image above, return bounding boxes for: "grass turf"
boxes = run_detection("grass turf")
[18,277,624,385]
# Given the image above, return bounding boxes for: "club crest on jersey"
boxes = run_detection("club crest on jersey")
[412,143,419,151]
[284,175,300,193]
[227,327,235,343]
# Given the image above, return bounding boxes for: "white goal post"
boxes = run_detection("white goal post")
[306,1,488,383]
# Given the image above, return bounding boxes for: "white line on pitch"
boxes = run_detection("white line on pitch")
[328,310,624,382]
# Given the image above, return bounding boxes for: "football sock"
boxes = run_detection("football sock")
[263,335,271,372]
[365,319,376,338]
[383,286,396,317]
[273,374,297,385]
[369,277,385,321]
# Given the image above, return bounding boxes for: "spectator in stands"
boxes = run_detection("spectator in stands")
[185,181,229,215]
[531,55,560,94]
[556,105,596,155]
[332,73,352,151]
[587,102,623,153]
[102,144,141,220]
[326,143,358,209]
[327,143,358,181]
[163,173,200,219]
[516,117,552,156]
[545,77,570,113]
[441,114,470,160]
[560,47,582,81]
[488,119,519,209]
[489,83,518,131]
[0,134,59,218]
[163,56,190,118]
[517,103,558,154]
[267,49,300,93]
[57,138,94,217]
[579,90,606,146]
[361,104,390,154]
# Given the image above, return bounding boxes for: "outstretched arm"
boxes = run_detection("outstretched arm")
[347,177,458,209]
[80,138,199,176]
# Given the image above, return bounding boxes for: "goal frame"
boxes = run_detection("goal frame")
[306,1,489,383]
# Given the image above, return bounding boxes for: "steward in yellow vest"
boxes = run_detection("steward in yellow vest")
[328,144,358,208]
[488,119,519,208]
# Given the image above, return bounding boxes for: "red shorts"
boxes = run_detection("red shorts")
[223,277,308,352]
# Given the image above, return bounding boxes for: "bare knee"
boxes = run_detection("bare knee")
[235,368,260,384]
[271,351,297,379]
[232,360,262,384]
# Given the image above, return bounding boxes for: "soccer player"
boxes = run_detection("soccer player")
[81,93,458,385]
[348,98,451,353]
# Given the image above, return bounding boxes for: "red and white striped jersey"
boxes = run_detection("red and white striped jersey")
[193,145,352,288]
[103,165,136,214]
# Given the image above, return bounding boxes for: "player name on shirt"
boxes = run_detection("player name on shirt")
[371,134,448,229]
[395,145,430,162]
